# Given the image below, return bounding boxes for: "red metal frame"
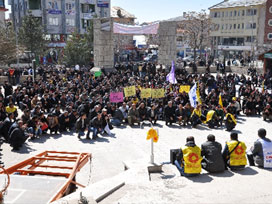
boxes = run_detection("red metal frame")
[0,151,91,203]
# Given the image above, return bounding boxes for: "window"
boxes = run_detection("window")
[66,18,75,26]
[29,0,41,10]
[234,10,237,16]
[269,19,272,26]
[225,11,228,17]
[238,24,240,29]
[81,4,95,13]
[242,23,244,29]
[230,11,232,17]
[230,24,232,30]
[222,11,224,17]
[49,17,59,26]
[238,10,240,16]
[268,33,272,40]
[82,19,92,28]
[221,24,224,30]
[242,10,245,16]
[252,23,256,29]
[253,9,257,15]
[226,24,228,30]
[270,6,272,14]
[247,9,257,16]
[233,24,236,29]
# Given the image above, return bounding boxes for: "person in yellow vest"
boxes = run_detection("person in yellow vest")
[6,102,18,119]
[175,136,202,177]
[190,104,202,128]
[225,111,237,131]
[204,108,219,129]
[222,133,247,170]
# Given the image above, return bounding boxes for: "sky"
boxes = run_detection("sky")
[5,0,220,22]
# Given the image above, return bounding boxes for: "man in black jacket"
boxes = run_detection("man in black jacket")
[201,134,225,173]
[164,101,175,126]
[87,113,103,140]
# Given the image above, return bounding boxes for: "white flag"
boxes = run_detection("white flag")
[189,84,197,108]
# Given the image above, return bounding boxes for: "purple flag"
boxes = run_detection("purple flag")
[166,61,177,84]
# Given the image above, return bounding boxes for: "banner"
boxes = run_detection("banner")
[110,92,123,103]
[124,86,136,97]
[113,22,159,35]
[179,85,191,93]
[141,88,151,99]
[151,89,165,99]
[95,71,102,77]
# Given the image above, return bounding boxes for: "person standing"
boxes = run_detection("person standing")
[222,133,247,170]
[247,128,272,168]
[201,134,225,173]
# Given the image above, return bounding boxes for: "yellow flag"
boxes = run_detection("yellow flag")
[146,128,159,143]
[196,82,202,105]
[219,94,223,108]
[262,81,265,92]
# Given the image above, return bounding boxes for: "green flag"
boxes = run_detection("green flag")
[95,71,102,77]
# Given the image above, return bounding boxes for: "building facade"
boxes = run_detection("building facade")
[209,0,272,59]
[0,0,7,26]
[9,0,110,45]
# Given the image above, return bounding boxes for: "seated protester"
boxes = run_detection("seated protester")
[183,103,192,126]
[147,104,158,125]
[101,108,114,136]
[226,101,236,116]
[27,115,42,138]
[47,114,59,134]
[21,109,31,124]
[88,105,100,122]
[225,111,237,131]
[0,101,7,122]
[119,102,129,123]
[31,106,41,118]
[87,112,103,140]
[247,128,272,168]
[0,113,14,142]
[255,97,264,116]
[175,104,185,126]
[215,105,224,126]
[20,94,31,110]
[175,136,202,177]
[138,102,147,122]
[245,97,256,116]
[39,112,48,134]
[5,102,18,119]
[58,111,70,132]
[128,104,140,126]
[222,132,247,170]
[9,120,32,151]
[164,101,175,126]
[201,134,225,173]
[53,105,62,117]
[204,109,219,129]
[190,104,202,128]
[263,104,272,121]
[69,109,78,131]
[110,105,124,127]
[76,113,88,139]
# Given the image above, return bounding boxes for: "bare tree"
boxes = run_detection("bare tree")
[178,10,211,64]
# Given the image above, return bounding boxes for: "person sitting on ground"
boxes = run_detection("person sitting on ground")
[245,97,256,116]
[88,112,103,140]
[215,105,224,126]
[175,104,185,126]
[102,108,114,136]
[0,113,14,142]
[119,102,129,123]
[9,120,32,151]
[247,128,272,168]
[58,111,70,132]
[191,104,202,128]
[204,109,219,129]
[263,104,272,121]
[5,102,18,119]
[147,103,158,125]
[225,110,237,131]
[183,103,192,126]
[175,136,202,177]
[201,134,225,173]
[138,102,148,125]
[47,114,59,134]
[128,104,140,126]
[110,105,124,127]
[222,132,247,170]
[76,113,88,139]
[164,101,175,126]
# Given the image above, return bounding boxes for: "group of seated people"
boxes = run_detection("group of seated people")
[174,128,272,177]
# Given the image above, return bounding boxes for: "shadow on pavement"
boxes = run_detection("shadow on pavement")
[16,144,36,154]
[232,167,258,175]
[210,170,234,177]
[187,173,213,183]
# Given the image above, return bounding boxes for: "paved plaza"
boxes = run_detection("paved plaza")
[2,114,272,203]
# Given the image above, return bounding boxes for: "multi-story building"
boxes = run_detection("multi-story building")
[9,0,110,46]
[209,0,272,59]
[0,0,7,26]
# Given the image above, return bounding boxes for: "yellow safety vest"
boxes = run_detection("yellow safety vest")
[226,140,247,166]
[204,110,215,123]
[191,109,201,118]
[226,113,237,125]
[6,106,17,114]
[182,145,202,174]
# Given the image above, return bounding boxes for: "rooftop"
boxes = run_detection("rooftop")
[209,0,267,9]
[111,6,136,19]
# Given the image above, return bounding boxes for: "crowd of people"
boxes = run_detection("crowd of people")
[0,62,271,153]
[174,128,272,177]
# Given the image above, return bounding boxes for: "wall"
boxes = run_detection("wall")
[264,0,272,43]
[158,21,177,66]
[93,18,114,69]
